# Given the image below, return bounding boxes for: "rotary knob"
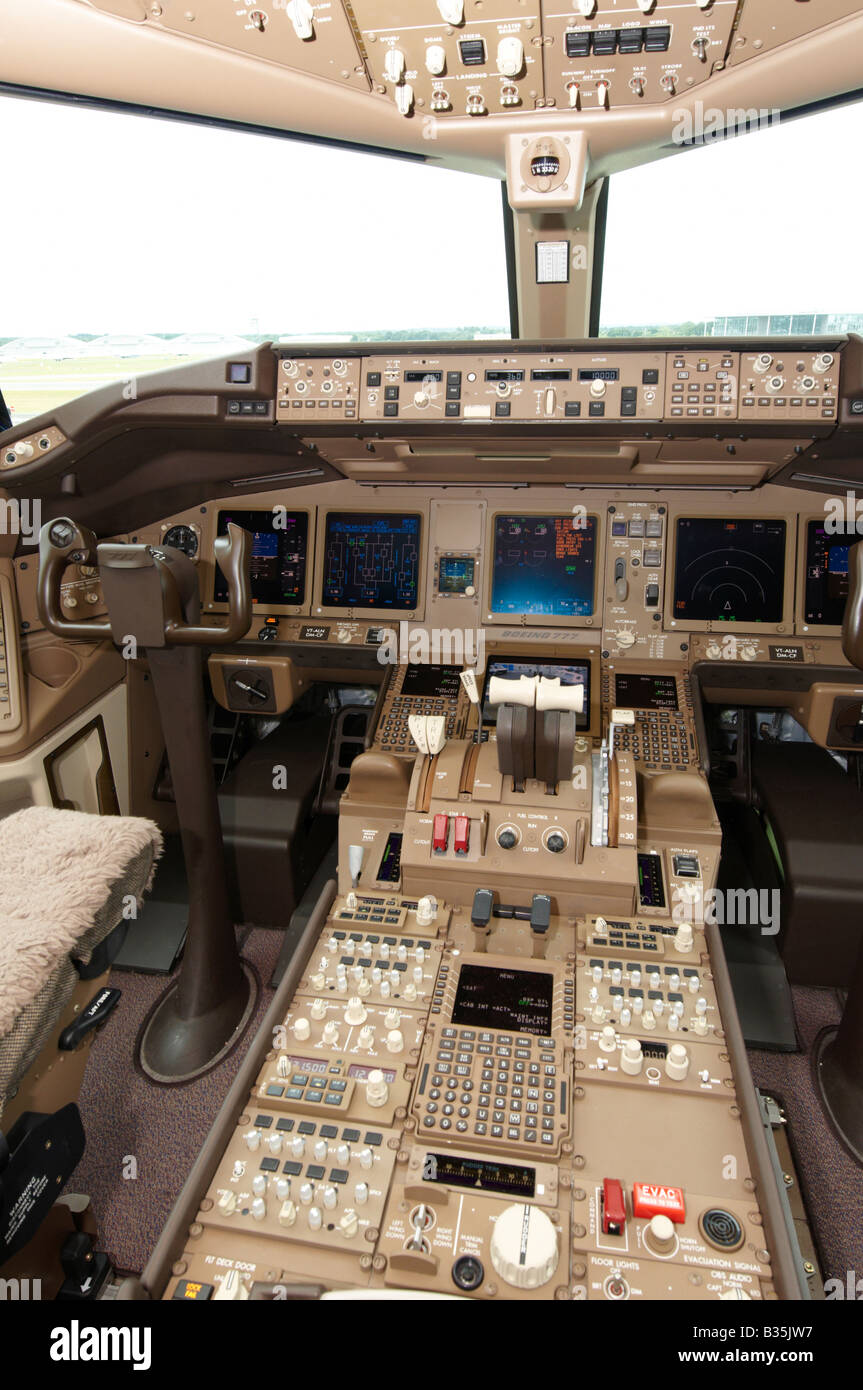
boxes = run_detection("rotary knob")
[545,831,567,854]
[497,827,518,849]
[490,1205,559,1289]
[344,997,367,1026]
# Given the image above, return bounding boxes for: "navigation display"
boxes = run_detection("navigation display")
[321,512,421,610]
[214,509,308,606]
[490,514,597,617]
[673,518,786,623]
[615,674,679,711]
[481,657,590,730]
[804,520,859,626]
[452,964,553,1037]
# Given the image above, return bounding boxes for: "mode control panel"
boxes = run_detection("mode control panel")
[739,349,839,422]
[360,351,665,423]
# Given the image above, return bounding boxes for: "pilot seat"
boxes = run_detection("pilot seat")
[0,805,162,1293]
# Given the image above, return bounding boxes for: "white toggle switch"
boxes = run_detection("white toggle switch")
[592,965,603,983]
[665,1042,690,1081]
[636,0,655,11]
[395,83,414,117]
[292,1017,311,1041]
[576,0,596,14]
[496,36,523,77]
[275,1178,291,1201]
[251,1197,267,1222]
[633,996,644,1015]
[253,1174,268,1195]
[397,943,408,964]
[287,0,314,40]
[695,996,708,1015]
[668,1012,679,1031]
[366,1070,389,1108]
[437,0,464,22]
[358,1145,375,1169]
[337,1143,351,1165]
[299,1182,314,1205]
[415,946,426,964]
[308,1206,323,1230]
[425,44,447,76]
[412,965,424,984]
[322,1185,338,1210]
[344,997,367,1026]
[381,979,392,998]
[244,1130,262,1152]
[213,1269,249,1301]
[266,1133,283,1157]
[313,1139,328,1162]
[386,1029,405,1054]
[689,975,700,993]
[384,47,406,83]
[597,80,610,108]
[354,1181,369,1206]
[218,1189,237,1214]
[291,1136,306,1159]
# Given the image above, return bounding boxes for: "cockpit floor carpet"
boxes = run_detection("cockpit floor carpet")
[69,925,284,1277]
[747,985,863,1287]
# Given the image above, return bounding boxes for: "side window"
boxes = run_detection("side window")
[599,99,863,337]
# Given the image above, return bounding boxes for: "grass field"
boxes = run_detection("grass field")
[1,355,200,424]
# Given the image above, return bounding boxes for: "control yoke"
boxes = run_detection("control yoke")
[36,516,257,1083]
[38,517,251,647]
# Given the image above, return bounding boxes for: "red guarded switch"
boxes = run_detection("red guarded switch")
[602,1178,626,1236]
[433,813,449,854]
[453,815,470,855]
[632,1182,686,1224]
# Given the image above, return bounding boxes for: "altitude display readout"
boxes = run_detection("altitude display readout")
[805,520,858,625]
[452,964,554,1037]
[673,517,786,623]
[321,512,421,610]
[490,514,597,617]
[214,509,308,606]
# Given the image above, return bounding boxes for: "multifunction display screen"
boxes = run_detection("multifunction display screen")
[490,514,596,617]
[401,663,463,699]
[321,512,421,610]
[673,518,786,623]
[805,520,858,626]
[615,674,679,711]
[452,964,554,1037]
[214,510,308,606]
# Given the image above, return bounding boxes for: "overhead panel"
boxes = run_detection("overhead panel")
[728,0,863,67]
[125,0,371,90]
[540,0,741,112]
[345,0,544,119]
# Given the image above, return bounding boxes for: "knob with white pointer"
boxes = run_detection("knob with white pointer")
[576,0,596,15]
[384,47,406,83]
[490,1205,559,1289]
[344,997,367,1026]
[287,0,314,40]
[496,37,523,77]
[425,44,446,76]
[636,0,656,10]
[437,0,463,21]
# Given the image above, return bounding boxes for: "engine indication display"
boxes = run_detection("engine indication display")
[452,964,553,1037]
[673,518,787,624]
[214,510,308,607]
[805,520,858,626]
[490,514,597,618]
[321,512,421,611]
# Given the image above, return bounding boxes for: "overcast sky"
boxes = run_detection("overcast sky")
[2,91,861,337]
